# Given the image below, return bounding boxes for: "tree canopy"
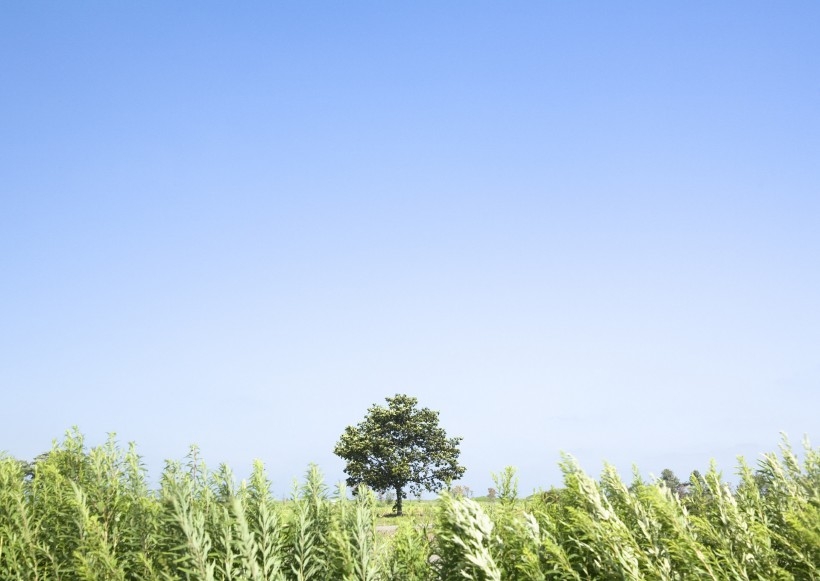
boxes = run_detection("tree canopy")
[333,394,465,515]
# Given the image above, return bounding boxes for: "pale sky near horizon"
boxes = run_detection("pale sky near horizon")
[2,2,819,497]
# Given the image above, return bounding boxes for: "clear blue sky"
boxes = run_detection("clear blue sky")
[2,1,818,496]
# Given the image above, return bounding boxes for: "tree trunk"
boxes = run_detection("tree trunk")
[395,485,403,516]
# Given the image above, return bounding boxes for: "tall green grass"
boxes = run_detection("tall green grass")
[1,430,818,580]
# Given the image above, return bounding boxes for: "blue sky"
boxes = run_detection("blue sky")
[2,2,819,496]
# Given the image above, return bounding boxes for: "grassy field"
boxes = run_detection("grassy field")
[2,429,819,580]
[373,499,508,527]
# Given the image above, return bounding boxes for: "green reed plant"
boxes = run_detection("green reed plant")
[0,456,56,581]
[244,461,286,580]
[327,484,381,581]
[285,464,333,581]
[4,429,820,580]
[483,468,544,580]
[434,492,500,581]
[383,518,432,581]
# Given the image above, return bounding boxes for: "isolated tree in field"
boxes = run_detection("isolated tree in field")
[333,394,465,515]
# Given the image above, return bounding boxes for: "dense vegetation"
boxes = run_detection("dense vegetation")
[1,429,819,580]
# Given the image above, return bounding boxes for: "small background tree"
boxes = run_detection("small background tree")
[333,394,465,515]
[451,485,472,498]
[659,468,691,497]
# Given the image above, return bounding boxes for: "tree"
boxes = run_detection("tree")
[333,394,465,515]
[659,468,687,497]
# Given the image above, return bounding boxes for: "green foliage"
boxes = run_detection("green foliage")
[3,429,820,580]
[384,519,432,581]
[434,492,500,581]
[491,467,519,507]
[485,469,544,581]
[327,484,381,581]
[658,468,683,496]
[333,394,465,516]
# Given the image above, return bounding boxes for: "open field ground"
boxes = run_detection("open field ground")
[2,431,819,580]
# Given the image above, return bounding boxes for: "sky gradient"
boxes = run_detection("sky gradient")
[2,2,819,496]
